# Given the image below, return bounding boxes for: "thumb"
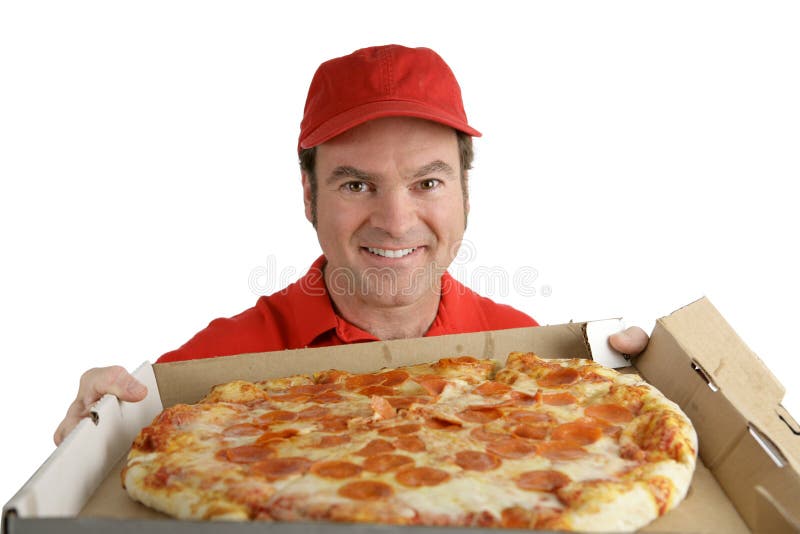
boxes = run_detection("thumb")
[608,326,649,356]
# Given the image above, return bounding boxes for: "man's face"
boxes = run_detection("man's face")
[304,116,468,310]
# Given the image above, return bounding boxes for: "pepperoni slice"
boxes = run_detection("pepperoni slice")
[222,445,274,463]
[344,374,384,390]
[511,424,549,440]
[414,376,450,396]
[255,428,299,445]
[315,369,350,384]
[386,396,429,409]
[311,391,344,404]
[318,415,351,432]
[469,426,506,442]
[509,391,539,405]
[378,423,422,437]
[425,417,463,431]
[251,457,312,480]
[312,434,351,448]
[542,392,577,405]
[455,450,501,471]
[508,410,553,424]
[537,367,580,387]
[585,403,634,423]
[310,460,363,479]
[363,453,414,473]
[378,370,410,386]
[370,395,396,420]
[394,435,426,452]
[551,421,603,445]
[492,391,539,407]
[474,382,512,396]
[358,385,396,397]
[486,437,538,459]
[395,466,451,487]
[222,423,263,437]
[580,370,612,383]
[516,470,571,492]
[338,480,394,501]
[537,440,587,460]
[458,407,503,424]
[257,410,298,424]
[296,406,330,420]
[355,439,396,457]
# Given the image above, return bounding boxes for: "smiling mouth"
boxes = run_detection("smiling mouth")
[365,247,418,259]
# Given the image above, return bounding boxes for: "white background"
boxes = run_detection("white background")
[1,1,798,509]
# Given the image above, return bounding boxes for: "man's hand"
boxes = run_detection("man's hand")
[608,326,649,356]
[53,366,148,446]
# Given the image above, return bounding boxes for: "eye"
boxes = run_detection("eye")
[418,178,441,191]
[342,181,370,193]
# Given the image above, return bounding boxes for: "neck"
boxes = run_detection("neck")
[324,268,442,340]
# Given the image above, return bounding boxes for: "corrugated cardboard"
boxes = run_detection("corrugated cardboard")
[4,298,799,533]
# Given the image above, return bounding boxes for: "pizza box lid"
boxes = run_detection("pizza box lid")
[3,297,799,533]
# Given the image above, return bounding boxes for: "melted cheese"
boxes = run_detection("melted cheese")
[124,354,697,530]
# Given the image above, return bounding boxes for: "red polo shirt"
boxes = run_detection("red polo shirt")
[157,256,538,363]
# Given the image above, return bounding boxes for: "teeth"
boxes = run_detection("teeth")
[367,247,416,258]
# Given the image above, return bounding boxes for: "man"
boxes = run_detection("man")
[54,45,648,445]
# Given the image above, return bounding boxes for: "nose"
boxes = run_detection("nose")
[370,187,417,238]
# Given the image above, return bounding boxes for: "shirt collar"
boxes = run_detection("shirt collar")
[282,256,378,347]
[424,271,481,336]
[279,255,337,347]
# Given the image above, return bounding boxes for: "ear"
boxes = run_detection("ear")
[301,172,314,224]
[462,170,470,218]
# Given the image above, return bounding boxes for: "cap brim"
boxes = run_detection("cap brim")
[299,100,481,150]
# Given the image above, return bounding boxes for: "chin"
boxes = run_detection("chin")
[362,283,435,309]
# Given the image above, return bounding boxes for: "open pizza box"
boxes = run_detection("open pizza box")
[3,297,799,533]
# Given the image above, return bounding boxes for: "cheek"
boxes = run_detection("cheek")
[427,199,467,244]
[316,197,364,239]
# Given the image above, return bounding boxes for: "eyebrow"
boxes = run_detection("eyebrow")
[327,166,374,185]
[326,160,456,185]
[413,160,456,179]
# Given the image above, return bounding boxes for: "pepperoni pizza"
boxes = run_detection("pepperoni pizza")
[122,353,697,531]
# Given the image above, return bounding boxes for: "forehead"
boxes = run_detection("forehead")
[315,117,459,172]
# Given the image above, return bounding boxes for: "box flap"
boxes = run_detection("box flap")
[635,297,800,532]
[656,297,798,470]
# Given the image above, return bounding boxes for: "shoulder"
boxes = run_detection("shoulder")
[157,257,332,363]
[441,274,538,331]
[472,292,539,329]
[156,297,286,363]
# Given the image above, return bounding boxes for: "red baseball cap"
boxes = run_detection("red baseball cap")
[298,45,481,150]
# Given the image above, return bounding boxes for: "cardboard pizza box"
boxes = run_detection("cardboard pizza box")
[3,297,799,533]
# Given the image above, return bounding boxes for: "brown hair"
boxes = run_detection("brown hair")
[299,131,473,226]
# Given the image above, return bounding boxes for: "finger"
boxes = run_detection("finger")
[82,365,148,404]
[54,398,88,445]
[609,326,650,356]
[55,366,148,446]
